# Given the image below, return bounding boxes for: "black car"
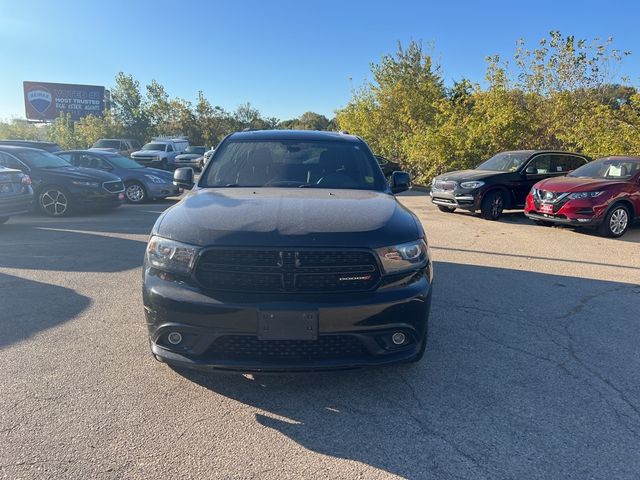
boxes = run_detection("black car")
[0,146,125,216]
[0,140,62,153]
[0,166,33,224]
[143,130,432,371]
[430,150,590,220]
[375,155,402,178]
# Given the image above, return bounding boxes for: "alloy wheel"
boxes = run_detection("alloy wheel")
[41,189,68,216]
[126,184,145,203]
[492,195,504,218]
[609,208,629,236]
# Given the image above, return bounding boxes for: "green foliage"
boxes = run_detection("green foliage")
[0,119,47,141]
[337,34,640,184]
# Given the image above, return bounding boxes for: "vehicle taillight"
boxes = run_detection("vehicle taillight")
[21,175,32,186]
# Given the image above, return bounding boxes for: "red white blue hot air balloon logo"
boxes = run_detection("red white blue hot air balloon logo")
[27,87,52,114]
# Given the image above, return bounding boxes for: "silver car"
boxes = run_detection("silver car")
[174,146,207,170]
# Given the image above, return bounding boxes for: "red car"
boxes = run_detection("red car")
[525,156,640,237]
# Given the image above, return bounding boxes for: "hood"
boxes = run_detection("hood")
[175,153,201,160]
[132,150,162,157]
[434,169,505,182]
[37,165,121,182]
[535,176,627,193]
[144,167,173,178]
[154,188,420,248]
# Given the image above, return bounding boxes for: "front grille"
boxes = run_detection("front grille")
[195,248,380,293]
[433,179,457,191]
[103,181,125,193]
[209,335,367,361]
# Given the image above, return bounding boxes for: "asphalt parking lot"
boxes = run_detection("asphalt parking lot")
[1,192,639,479]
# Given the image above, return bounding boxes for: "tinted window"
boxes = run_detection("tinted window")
[142,143,167,151]
[527,155,552,174]
[106,155,144,169]
[167,144,174,152]
[477,152,531,171]
[184,146,206,155]
[0,152,24,170]
[77,154,110,169]
[57,153,74,164]
[201,140,386,190]
[14,150,70,168]
[94,140,121,149]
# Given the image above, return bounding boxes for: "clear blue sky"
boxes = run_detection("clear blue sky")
[1,0,639,121]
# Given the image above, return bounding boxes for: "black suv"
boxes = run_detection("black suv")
[430,150,589,220]
[143,130,433,371]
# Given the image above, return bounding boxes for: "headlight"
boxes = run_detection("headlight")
[146,236,200,275]
[71,180,100,188]
[568,191,604,199]
[155,155,162,161]
[460,181,485,189]
[144,174,166,184]
[375,239,429,274]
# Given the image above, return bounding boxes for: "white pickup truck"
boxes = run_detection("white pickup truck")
[130,138,189,170]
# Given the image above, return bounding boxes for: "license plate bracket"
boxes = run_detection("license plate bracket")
[258,311,318,340]
[540,203,554,214]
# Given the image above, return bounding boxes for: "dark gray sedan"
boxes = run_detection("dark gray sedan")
[174,146,206,170]
[57,150,181,203]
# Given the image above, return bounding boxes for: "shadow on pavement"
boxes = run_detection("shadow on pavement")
[0,273,91,349]
[174,261,640,479]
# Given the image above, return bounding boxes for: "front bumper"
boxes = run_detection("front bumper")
[524,194,606,227]
[143,265,433,371]
[70,188,124,209]
[430,189,479,210]
[146,182,181,198]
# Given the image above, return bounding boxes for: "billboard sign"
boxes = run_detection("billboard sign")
[23,81,105,122]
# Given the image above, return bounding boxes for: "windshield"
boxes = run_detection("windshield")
[94,140,120,149]
[477,152,531,172]
[106,155,145,169]
[184,146,205,155]
[569,158,640,179]
[201,139,386,190]
[16,149,71,168]
[142,143,166,151]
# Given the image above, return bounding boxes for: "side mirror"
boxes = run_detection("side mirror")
[173,167,194,190]
[389,171,411,194]
[525,166,538,175]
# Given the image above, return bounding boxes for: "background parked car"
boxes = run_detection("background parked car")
[57,150,179,204]
[430,150,590,220]
[174,146,207,170]
[91,138,141,157]
[0,165,33,224]
[130,137,189,170]
[525,156,640,237]
[0,140,62,153]
[0,146,124,216]
[375,155,401,179]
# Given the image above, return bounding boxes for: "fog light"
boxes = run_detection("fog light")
[392,332,406,345]
[167,332,183,345]
[577,218,591,223]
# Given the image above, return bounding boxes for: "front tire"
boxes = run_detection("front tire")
[437,205,456,213]
[124,181,147,203]
[38,186,71,217]
[598,204,630,238]
[480,191,504,220]
[160,159,168,170]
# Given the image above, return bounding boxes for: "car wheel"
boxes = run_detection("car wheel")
[124,181,147,203]
[533,220,553,227]
[598,204,630,238]
[161,159,168,170]
[437,205,456,213]
[480,190,504,220]
[39,186,71,217]
[0,216,9,224]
